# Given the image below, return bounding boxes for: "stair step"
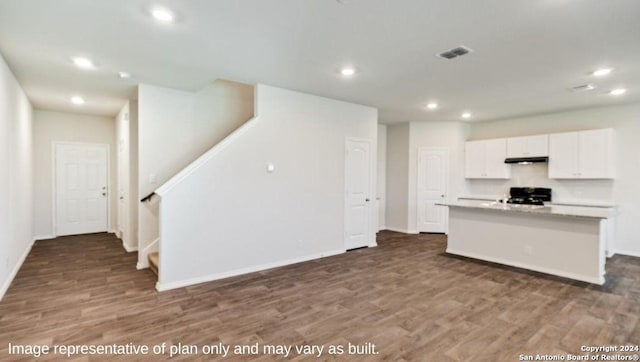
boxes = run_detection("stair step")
[148,252,159,275]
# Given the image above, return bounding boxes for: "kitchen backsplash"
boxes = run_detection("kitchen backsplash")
[465,163,615,205]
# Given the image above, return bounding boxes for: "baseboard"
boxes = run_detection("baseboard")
[122,242,138,253]
[384,227,419,234]
[136,262,147,270]
[612,249,640,258]
[156,248,345,292]
[446,248,604,285]
[33,235,56,241]
[0,239,35,301]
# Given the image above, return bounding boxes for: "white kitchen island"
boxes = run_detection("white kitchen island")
[439,200,616,285]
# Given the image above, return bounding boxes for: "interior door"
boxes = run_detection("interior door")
[55,143,108,236]
[117,138,125,238]
[344,138,372,250]
[417,147,449,233]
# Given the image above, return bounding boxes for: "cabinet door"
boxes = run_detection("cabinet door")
[506,137,527,158]
[465,141,486,178]
[526,135,549,157]
[507,135,549,157]
[549,132,579,178]
[578,129,614,178]
[484,139,510,179]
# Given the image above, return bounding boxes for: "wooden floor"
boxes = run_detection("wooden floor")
[1,231,639,361]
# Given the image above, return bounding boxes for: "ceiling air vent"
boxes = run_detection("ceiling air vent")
[569,84,596,92]
[437,46,473,60]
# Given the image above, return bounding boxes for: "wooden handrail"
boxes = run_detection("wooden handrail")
[140,192,155,202]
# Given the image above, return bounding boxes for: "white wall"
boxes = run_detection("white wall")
[0,54,33,300]
[384,123,410,232]
[137,80,254,267]
[377,124,387,230]
[467,103,640,256]
[116,101,139,251]
[32,110,117,238]
[156,84,377,289]
[408,122,469,232]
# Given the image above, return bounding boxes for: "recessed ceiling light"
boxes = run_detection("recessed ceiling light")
[426,102,438,110]
[609,88,627,96]
[461,112,472,119]
[118,71,132,79]
[592,68,613,77]
[70,96,85,105]
[340,67,356,76]
[151,7,175,23]
[72,57,95,70]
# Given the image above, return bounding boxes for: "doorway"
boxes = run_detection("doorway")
[417,147,449,233]
[54,142,109,236]
[344,138,374,250]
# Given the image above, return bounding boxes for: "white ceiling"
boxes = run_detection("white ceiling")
[1,0,639,123]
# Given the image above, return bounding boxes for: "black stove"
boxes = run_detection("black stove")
[504,187,551,205]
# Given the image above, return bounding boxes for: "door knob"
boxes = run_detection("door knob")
[365,198,370,202]
[102,192,107,196]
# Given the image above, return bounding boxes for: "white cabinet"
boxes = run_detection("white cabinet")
[507,135,549,158]
[549,129,615,179]
[465,141,486,178]
[465,139,510,179]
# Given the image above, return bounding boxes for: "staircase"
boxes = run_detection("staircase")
[148,252,159,275]
[137,79,256,289]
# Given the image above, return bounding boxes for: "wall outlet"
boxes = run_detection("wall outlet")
[266,163,275,173]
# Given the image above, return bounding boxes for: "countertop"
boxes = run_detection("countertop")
[437,200,616,219]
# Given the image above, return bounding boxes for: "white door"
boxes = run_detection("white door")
[117,138,126,238]
[417,147,449,233]
[55,143,109,236]
[345,138,372,250]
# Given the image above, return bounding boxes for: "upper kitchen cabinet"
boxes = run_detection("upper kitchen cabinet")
[549,129,615,179]
[507,134,549,158]
[465,139,511,179]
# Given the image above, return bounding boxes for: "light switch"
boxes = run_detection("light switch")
[149,173,158,184]
[266,163,275,173]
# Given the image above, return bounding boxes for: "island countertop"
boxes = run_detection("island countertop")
[437,200,616,219]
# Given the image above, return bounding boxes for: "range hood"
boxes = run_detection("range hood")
[504,156,549,164]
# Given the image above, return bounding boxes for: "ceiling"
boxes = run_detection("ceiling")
[1,0,639,123]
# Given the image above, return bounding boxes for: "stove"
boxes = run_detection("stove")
[504,187,552,205]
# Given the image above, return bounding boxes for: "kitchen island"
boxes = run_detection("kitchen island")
[438,200,616,284]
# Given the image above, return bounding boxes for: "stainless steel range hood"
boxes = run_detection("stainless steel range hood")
[504,156,549,164]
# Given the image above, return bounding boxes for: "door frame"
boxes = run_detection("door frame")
[416,146,450,234]
[52,141,111,237]
[344,137,377,249]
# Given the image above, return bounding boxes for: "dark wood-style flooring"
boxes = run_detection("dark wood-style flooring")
[1,231,639,361]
